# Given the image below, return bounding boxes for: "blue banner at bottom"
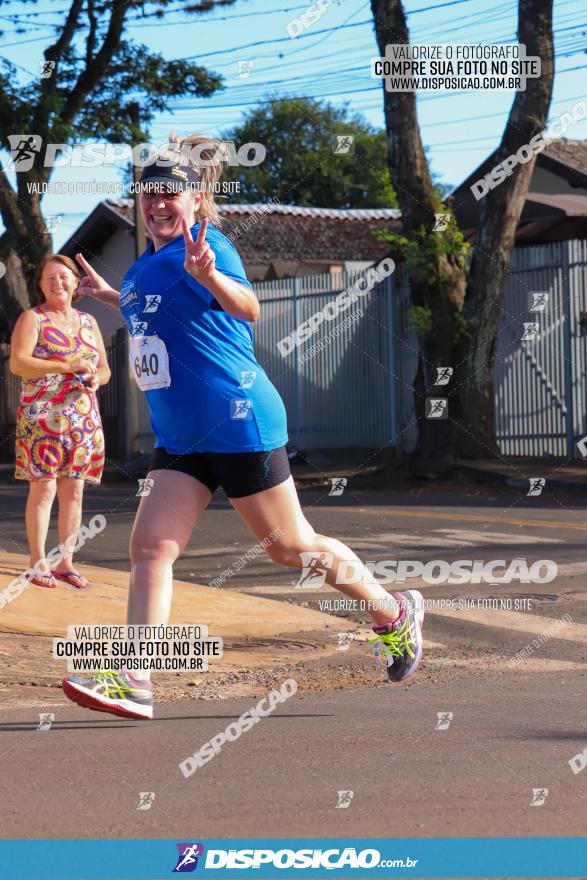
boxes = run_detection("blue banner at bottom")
[0,837,585,879]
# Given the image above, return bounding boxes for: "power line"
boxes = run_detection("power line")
[277,1,368,59]
[127,2,319,27]
[178,40,586,101]
[181,19,373,60]
[148,91,587,133]
[163,59,587,113]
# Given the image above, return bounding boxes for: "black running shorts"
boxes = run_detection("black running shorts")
[149,445,291,498]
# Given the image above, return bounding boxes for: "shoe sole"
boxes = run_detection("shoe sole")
[387,589,425,685]
[61,678,153,720]
[31,577,57,588]
[53,574,89,589]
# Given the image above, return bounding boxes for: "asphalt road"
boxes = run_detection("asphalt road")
[0,671,584,840]
[2,477,587,605]
[1,478,587,642]
[0,478,585,855]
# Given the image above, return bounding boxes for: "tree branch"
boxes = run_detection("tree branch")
[0,163,26,237]
[31,0,85,135]
[86,0,98,68]
[45,0,86,63]
[60,0,130,128]
[370,0,436,234]
[464,0,554,327]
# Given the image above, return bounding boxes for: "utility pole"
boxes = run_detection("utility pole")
[132,163,148,260]
[128,102,148,260]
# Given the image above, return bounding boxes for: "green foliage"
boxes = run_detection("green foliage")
[407,306,433,338]
[374,211,470,291]
[452,310,470,342]
[0,2,231,146]
[376,206,470,342]
[221,96,398,208]
[73,45,223,142]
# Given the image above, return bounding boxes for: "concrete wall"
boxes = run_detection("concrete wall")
[77,227,132,340]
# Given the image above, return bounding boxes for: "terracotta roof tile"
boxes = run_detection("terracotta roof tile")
[544,139,587,177]
[104,199,400,264]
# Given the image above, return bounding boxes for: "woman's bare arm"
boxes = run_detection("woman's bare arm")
[182,218,260,322]
[86,315,111,389]
[9,311,78,379]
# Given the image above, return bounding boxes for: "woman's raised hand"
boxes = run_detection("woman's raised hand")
[182,217,216,286]
[75,253,111,299]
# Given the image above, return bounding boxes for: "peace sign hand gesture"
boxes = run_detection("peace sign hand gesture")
[182,218,216,286]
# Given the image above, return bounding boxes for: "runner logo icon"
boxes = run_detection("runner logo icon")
[435,712,453,730]
[529,788,548,807]
[231,399,253,419]
[143,295,161,313]
[425,398,448,419]
[239,370,257,389]
[529,292,549,312]
[40,60,55,79]
[527,478,546,496]
[7,134,42,171]
[332,134,355,155]
[173,843,204,872]
[336,632,354,651]
[335,790,354,808]
[37,712,55,731]
[296,552,333,588]
[433,213,450,232]
[522,322,539,341]
[434,367,453,386]
[137,792,155,810]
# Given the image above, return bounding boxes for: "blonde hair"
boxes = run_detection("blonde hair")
[156,133,228,228]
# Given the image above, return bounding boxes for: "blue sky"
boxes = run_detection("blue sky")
[2,0,586,248]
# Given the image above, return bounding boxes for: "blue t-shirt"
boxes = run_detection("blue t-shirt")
[119,223,288,454]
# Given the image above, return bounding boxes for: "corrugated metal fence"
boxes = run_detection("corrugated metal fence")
[494,239,587,457]
[252,271,400,450]
[1,240,586,462]
[251,239,587,458]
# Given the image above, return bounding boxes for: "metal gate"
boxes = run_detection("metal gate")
[494,239,587,457]
[253,271,399,451]
[253,240,587,458]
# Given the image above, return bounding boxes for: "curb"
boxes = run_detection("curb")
[452,461,587,497]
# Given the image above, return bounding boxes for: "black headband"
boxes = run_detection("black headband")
[139,162,201,190]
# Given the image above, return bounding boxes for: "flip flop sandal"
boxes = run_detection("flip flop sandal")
[31,574,57,589]
[53,571,89,589]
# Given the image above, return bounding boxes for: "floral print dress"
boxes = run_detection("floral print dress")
[15,307,105,484]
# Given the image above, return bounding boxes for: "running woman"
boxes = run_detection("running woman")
[62,135,424,719]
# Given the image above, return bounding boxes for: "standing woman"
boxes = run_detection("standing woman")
[10,255,110,589]
[62,135,424,720]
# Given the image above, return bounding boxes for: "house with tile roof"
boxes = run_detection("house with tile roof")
[61,200,401,337]
[451,138,587,244]
[61,138,586,338]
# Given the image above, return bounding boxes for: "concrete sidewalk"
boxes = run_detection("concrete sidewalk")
[452,456,587,496]
[0,550,354,710]
[0,549,344,652]
[3,454,587,495]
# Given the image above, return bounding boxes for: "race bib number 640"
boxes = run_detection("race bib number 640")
[129,335,171,391]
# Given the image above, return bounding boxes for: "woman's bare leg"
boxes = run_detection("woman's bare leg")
[54,477,84,578]
[128,469,213,627]
[25,479,57,575]
[229,476,399,626]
